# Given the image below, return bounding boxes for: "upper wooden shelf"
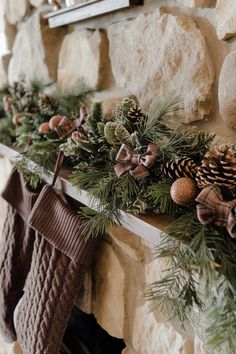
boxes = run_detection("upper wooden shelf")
[44,0,143,28]
[0,143,171,246]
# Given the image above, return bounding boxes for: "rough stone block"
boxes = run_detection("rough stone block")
[0,58,7,88]
[29,0,45,7]
[0,336,22,354]
[0,1,16,53]
[216,0,236,40]
[108,226,146,262]
[91,89,136,117]
[4,0,28,25]
[218,50,236,129]
[57,29,108,90]
[177,0,215,7]
[92,241,125,339]
[8,11,66,84]
[108,10,214,123]
[132,303,194,354]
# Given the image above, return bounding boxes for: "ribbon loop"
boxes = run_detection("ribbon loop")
[196,185,236,238]
[55,107,88,139]
[114,144,157,180]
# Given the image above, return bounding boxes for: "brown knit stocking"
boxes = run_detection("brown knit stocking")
[0,169,39,342]
[15,185,99,354]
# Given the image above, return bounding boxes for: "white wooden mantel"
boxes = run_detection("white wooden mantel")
[0,143,171,246]
[45,0,144,28]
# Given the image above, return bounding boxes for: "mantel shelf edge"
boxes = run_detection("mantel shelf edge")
[0,143,169,246]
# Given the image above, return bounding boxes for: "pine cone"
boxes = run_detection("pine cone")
[196,145,236,189]
[38,94,54,116]
[127,105,146,121]
[162,157,198,179]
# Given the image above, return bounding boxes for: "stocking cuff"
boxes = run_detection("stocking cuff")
[28,185,99,265]
[1,169,39,223]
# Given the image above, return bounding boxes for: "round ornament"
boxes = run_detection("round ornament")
[170,177,199,206]
[38,122,50,134]
[49,115,62,130]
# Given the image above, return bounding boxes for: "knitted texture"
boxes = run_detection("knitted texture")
[15,185,99,354]
[0,169,39,342]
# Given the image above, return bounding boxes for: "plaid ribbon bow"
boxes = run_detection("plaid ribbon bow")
[114,143,157,180]
[56,107,88,138]
[196,186,236,238]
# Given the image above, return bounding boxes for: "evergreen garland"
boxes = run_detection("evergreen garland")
[0,80,236,353]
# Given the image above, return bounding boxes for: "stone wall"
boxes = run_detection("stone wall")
[0,1,236,354]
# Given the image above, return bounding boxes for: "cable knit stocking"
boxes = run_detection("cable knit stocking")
[15,185,99,354]
[0,169,39,342]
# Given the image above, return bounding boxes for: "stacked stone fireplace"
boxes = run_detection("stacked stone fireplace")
[0,1,236,353]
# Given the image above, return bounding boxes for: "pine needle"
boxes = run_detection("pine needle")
[0,117,15,145]
[144,181,182,215]
[206,277,236,354]
[78,207,121,240]
[23,139,61,172]
[143,94,182,142]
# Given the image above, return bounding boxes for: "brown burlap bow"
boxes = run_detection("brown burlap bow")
[196,185,236,238]
[114,143,157,180]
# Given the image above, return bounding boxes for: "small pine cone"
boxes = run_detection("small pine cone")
[196,144,236,189]
[38,93,54,115]
[127,105,146,122]
[162,157,198,180]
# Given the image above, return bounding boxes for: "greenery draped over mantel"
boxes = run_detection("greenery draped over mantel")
[0,80,236,353]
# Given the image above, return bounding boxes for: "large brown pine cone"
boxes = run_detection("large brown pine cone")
[162,157,198,179]
[196,145,236,189]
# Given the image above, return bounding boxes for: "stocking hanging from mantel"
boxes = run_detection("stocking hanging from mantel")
[15,153,101,354]
[0,169,40,342]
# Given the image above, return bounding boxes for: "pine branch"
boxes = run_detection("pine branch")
[71,165,108,190]
[85,102,103,137]
[15,117,34,146]
[157,128,215,163]
[144,181,183,215]
[115,97,137,133]
[143,94,182,142]
[16,157,44,189]
[23,138,61,172]
[147,270,203,324]
[0,117,15,145]
[78,206,121,240]
[146,213,217,325]
[206,277,236,354]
